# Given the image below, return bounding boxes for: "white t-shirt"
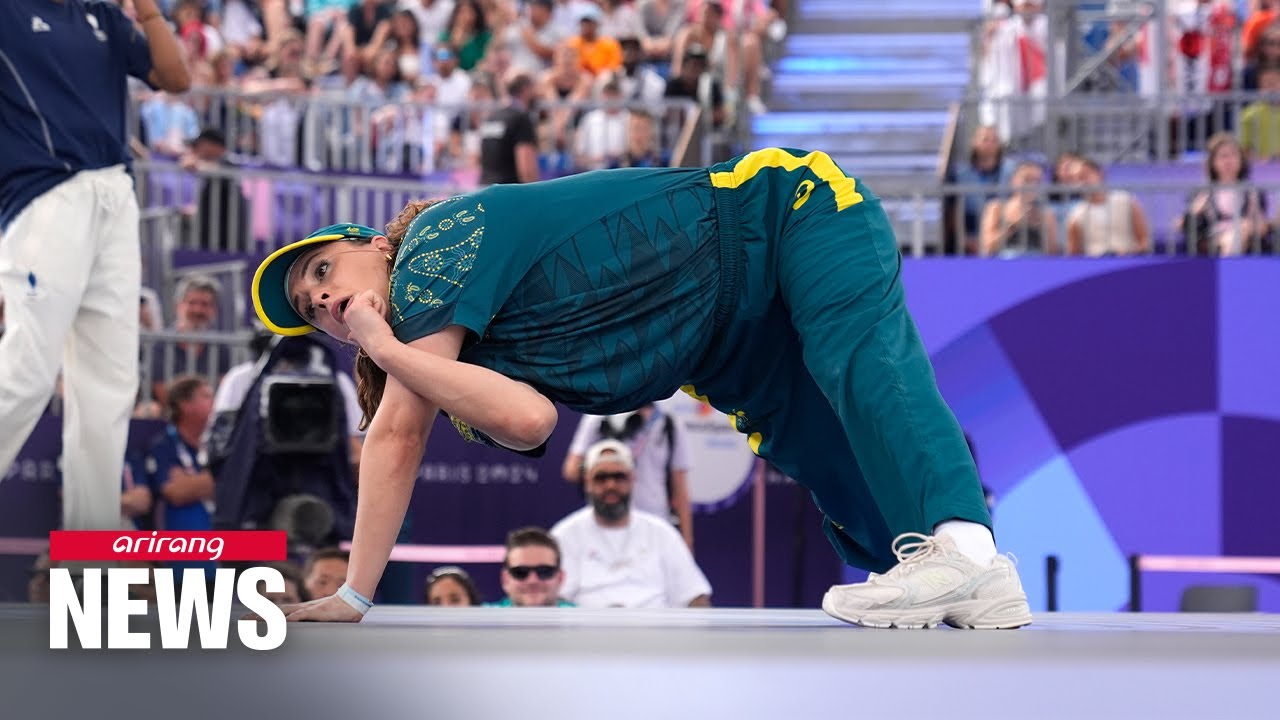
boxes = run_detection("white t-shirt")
[552,507,711,608]
[569,408,690,518]
[212,361,365,437]
[1068,191,1139,256]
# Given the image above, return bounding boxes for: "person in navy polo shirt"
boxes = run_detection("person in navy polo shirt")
[144,375,216,579]
[0,0,189,533]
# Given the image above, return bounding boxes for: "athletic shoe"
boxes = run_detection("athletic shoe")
[821,532,1033,629]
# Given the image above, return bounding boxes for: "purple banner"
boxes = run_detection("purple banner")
[902,258,1280,613]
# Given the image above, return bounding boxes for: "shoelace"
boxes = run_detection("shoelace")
[873,532,944,579]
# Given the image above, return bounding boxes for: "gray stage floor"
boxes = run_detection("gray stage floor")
[1,605,1277,719]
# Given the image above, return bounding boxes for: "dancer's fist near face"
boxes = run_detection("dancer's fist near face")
[344,290,392,353]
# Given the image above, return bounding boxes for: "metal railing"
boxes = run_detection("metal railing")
[131,88,702,176]
[138,328,256,407]
[959,91,1271,165]
[879,177,1280,257]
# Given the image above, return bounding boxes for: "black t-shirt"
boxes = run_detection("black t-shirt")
[664,75,724,107]
[478,106,537,185]
[348,1,394,48]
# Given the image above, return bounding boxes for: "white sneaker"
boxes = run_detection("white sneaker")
[822,533,1033,630]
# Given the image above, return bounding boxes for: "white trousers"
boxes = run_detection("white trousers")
[0,166,141,531]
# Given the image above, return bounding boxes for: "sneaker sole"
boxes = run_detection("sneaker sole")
[821,592,1034,630]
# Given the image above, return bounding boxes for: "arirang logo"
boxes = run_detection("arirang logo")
[46,531,289,650]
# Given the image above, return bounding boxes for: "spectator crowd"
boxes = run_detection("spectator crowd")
[951,0,1280,256]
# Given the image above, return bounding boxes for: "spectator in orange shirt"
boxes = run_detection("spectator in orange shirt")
[1244,0,1278,60]
[565,4,622,76]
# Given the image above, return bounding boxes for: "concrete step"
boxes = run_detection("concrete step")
[769,78,967,112]
[754,110,951,135]
[783,33,971,60]
[753,131,943,156]
[790,3,978,36]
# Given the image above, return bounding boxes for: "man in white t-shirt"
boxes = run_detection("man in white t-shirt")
[551,440,711,608]
[563,402,693,548]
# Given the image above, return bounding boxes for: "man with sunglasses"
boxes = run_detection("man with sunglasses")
[489,527,574,607]
[551,440,711,609]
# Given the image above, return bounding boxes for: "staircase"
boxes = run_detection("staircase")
[753,0,981,250]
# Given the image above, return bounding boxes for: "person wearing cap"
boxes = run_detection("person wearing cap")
[551,440,710,608]
[250,146,1032,630]
[565,4,623,76]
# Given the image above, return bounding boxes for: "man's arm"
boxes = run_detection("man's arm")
[160,468,214,506]
[133,0,192,93]
[670,469,694,550]
[513,113,540,184]
[369,326,558,452]
[687,594,711,608]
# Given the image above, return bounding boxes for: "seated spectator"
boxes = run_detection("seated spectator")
[496,0,562,76]
[680,0,769,113]
[144,376,217,578]
[574,79,629,170]
[261,562,309,606]
[945,124,1014,255]
[597,35,666,108]
[149,274,232,405]
[1066,158,1152,256]
[1243,0,1279,61]
[139,91,200,158]
[1241,66,1280,161]
[487,527,575,607]
[565,4,623,76]
[1048,151,1085,239]
[552,440,711,608]
[1179,132,1272,255]
[427,45,475,136]
[439,0,491,71]
[1243,24,1280,90]
[426,565,482,605]
[540,44,594,152]
[598,0,643,40]
[401,0,456,51]
[444,80,496,170]
[179,128,250,250]
[637,0,687,63]
[303,547,350,599]
[365,8,427,84]
[671,1,735,94]
[618,110,664,167]
[980,161,1058,257]
[664,44,727,128]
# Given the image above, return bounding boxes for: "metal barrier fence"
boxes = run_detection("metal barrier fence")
[138,328,256,406]
[882,177,1280,257]
[131,88,702,177]
[135,157,1280,258]
[959,91,1275,165]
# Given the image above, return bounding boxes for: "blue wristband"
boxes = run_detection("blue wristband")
[336,583,373,616]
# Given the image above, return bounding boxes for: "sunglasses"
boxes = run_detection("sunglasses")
[506,564,558,581]
[590,471,629,483]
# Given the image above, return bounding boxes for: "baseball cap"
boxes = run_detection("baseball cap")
[584,439,635,475]
[251,223,383,336]
[578,4,602,23]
